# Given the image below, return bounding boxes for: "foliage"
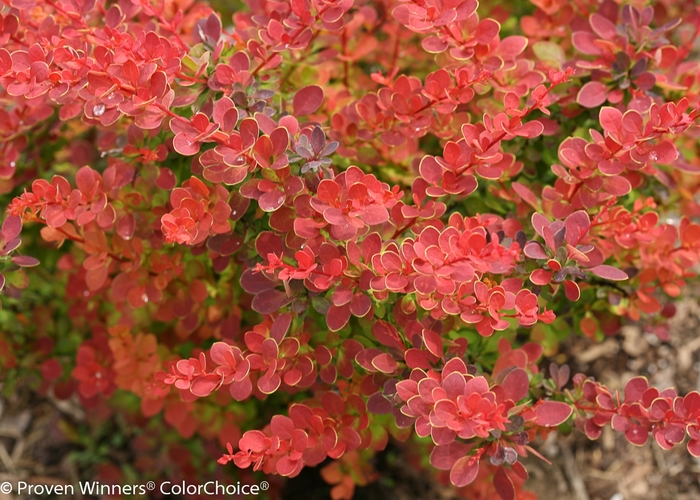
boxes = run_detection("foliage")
[1,0,700,497]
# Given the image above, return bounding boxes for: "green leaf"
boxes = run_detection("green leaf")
[532,41,566,69]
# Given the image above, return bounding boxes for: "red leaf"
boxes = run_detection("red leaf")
[530,269,552,285]
[422,329,443,358]
[498,36,528,58]
[371,353,399,373]
[688,440,700,457]
[116,214,135,240]
[624,377,648,403]
[603,175,631,196]
[258,371,281,394]
[173,133,200,156]
[512,182,539,209]
[577,81,608,108]
[589,13,617,39]
[0,48,12,75]
[513,120,544,138]
[419,156,443,185]
[360,205,389,226]
[11,255,40,267]
[502,368,529,402]
[626,424,649,446]
[422,36,448,53]
[524,242,548,259]
[599,106,623,134]
[511,461,529,480]
[563,280,580,301]
[475,18,499,44]
[276,456,299,476]
[317,179,341,204]
[327,303,351,331]
[230,377,252,401]
[239,430,267,453]
[270,415,295,440]
[293,85,324,116]
[367,393,392,414]
[430,442,471,471]
[270,313,292,342]
[493,467,515,500]
[75,166,97,195]
[85,265,109,291]
[533,401,572,427]
[588,265,628,281]
[450,456,479,487]
[2,216,22,242]
[191,374,221,397]
[252,289,292,315]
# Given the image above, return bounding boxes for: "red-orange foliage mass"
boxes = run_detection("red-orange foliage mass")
[2,0,700,497]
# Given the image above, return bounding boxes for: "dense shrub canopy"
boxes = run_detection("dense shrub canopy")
[1,0,700,497]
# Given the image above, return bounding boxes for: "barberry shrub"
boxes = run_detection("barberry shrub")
[2,0,700,497]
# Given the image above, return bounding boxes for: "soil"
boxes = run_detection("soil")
[2,301,700,500]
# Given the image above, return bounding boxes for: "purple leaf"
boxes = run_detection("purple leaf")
[524,242,548,260]
[11,255,40,267]
[367,393,392,414]
[251,289,293,315]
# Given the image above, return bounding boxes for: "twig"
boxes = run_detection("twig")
[0,441,16,475]
[560,438,591,500]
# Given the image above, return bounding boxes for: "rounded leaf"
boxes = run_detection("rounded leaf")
[503,368,530,402]
[577,81,608,108]
[2,215,22,241]
[11,255,40,267]
[533,401,572,427]
[589,265,628,281]
[293,85,324,116]
[450,456,479,487]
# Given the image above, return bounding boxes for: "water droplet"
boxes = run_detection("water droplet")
[142,293,149,303]
[9,162,15,168]
[236,156,245,163]
[84,291,90,297]
[105,92,117,101]
[232,210,237,216]
[95,371,102,379]
[649,152,658,161]
[93,104,106,117]
[278,197,285,205]
[665,215,680,227]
